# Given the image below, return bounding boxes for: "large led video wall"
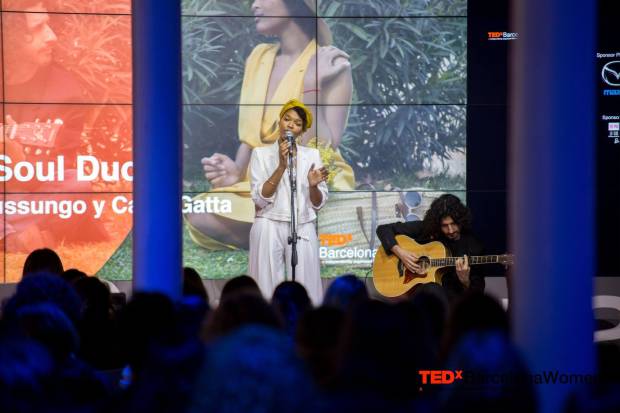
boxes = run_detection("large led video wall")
[181,0,467,279]
[0,0,132,282]
[1,0,467,282]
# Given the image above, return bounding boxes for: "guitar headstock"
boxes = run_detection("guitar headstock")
[3,118,63,148]
[499,254,514,266]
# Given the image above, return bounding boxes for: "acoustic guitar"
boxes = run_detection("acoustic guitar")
[372,235,513,298]
[1,119,63,161]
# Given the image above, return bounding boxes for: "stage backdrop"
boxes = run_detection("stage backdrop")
[0,0,467,282]
[179,0,467,280]
[0,0,132,282]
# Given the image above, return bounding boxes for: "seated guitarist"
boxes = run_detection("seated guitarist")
[376,194,485,301]
[2,1,110,251]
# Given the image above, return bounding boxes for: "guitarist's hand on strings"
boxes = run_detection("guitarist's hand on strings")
[455,255,471,287]
[392,245,421,273]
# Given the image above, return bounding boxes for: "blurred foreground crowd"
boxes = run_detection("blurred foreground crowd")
[1,248,619,413]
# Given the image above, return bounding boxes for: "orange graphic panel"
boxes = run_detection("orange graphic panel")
[0,191,4,283]
[1,0,134,284]
[0,239,4,283]
[3,104,132,193]
[2,0,130,14]
[0,37,3,103]
[3,192,133,282]
[1,104,5,195]
[3,10,131,104]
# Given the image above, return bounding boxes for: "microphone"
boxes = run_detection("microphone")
[285,130,296,187]
[285,130,295,147]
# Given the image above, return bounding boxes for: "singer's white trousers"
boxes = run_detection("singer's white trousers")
[248,217,323,305]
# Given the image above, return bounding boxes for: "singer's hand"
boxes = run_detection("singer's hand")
[308,163,328,187]
[278,139,290,169]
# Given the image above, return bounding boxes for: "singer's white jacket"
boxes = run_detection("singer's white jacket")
[250,141,328,223]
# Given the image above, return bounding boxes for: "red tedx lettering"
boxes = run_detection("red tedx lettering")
[419,370,464,384]
[442,371,455,384]
[419,370,431,384]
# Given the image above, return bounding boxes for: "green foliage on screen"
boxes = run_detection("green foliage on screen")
[181,0,466,189]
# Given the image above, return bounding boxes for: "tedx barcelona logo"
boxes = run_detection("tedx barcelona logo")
[319,233,352,247]
[419,370,463,385]
[487,31,518,41]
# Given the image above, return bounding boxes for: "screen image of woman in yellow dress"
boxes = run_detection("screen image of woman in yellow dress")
[185,0,355,251]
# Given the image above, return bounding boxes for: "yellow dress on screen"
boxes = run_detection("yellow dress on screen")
[186,39,355,250]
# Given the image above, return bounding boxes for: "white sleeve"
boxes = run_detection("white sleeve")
[250,149,275,209]
[311,149,328,210]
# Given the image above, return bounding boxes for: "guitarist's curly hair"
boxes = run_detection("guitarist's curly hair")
[421,194,472,240]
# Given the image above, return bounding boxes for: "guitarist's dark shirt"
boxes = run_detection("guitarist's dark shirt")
[3,64,110,246]
[6,63,86,169]
[376,220,485,301]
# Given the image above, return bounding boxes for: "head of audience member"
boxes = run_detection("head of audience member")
[565,387,620,413]
[3,272,82,326]
[114,301,207,413]
[394,298,440,373]
[439,330,536,413]
[117,292,178,373]
[443,292,509,358]
[220,275,261,302]
[178,268,210,342]
[190,325,316,413]
[410,282,450,347]
[61,268,87,285]
[564,342,620,413]
[12,302,79,363]
[22,248,64,277]
[337,300,431,402]
[323,273,369,312]
[73,276,111,322]
[0,337,54,413]
[203,292,281,342]
[183,267,209,303]
[272,281,312,336]
[296,306,345,387]
[73,276,123,371]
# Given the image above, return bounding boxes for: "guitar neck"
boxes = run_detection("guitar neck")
[430,255,508,268]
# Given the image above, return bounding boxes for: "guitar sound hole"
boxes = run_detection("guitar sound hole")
[418,256,430,272]
[397,256,431,281]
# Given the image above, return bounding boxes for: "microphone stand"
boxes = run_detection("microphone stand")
[287,135,299,282]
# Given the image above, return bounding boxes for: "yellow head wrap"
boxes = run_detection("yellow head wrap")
[279,99,313,131]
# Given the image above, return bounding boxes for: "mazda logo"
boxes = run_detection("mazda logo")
[602,61,620,87]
